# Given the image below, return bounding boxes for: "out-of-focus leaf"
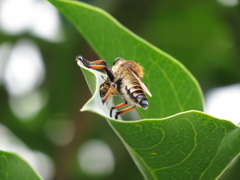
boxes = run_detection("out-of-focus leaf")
[0,150,42,180]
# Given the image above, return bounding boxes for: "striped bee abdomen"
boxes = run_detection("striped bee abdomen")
[76,56,151,119]
[125,81,148,109]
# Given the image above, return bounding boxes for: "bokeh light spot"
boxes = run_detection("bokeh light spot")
[205,84,240,125]
[78,139,114,177]
[3,38,45,96]
[217,0,239,6]
[44,114,75,146]
[30,0,63,41]
[9,89,47,120]
[0,42,12,85]
[0,124,55,180]
[0,0,33,34]
[0,0,63,41]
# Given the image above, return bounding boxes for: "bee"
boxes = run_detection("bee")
[76,55,152,119]
[99,75,113,98]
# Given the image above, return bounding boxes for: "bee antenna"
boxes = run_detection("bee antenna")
[113,57,122,65]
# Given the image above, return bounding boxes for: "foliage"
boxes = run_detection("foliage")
[0,0,239,179]
[47,0,240,179]
[79,61,240,180]
[0,150,41,180]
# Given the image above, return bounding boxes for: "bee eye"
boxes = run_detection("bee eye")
[113,57,122,65]
[76,55,83,61]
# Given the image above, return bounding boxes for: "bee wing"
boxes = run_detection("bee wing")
[123,65,152,97]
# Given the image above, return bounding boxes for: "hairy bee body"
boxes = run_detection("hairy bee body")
[99,77,111,98]
[76,55,152,119]
[112,59,148,109]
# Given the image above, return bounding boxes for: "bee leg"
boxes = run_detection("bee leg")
[75,56,115,82]
[76,55,108,67]
[110,101,128,117]
[112,90,118,94]
[88,61,114,82]
[115,106,136,119]
[102,83,116,104]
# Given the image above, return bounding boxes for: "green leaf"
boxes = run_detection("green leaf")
[49,0,204,119]
[49,0,240,180]
[109,112,240,180]
[78,63,240,180]
[77,63,240,180]
[0,150,42,180]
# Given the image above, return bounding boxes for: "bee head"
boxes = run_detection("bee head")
[113,57,122,65]
[75,55,83,61]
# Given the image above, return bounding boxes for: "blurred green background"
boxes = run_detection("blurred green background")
[0,0,239,179]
